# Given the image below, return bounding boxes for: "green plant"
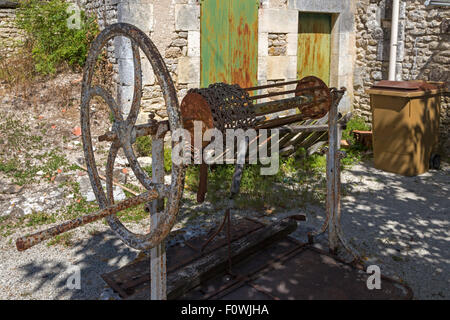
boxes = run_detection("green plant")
[16,0,99,75]
[25,212,56,227]
[342,116,371,144]
[164,147,172,173]
[135,136,152,157]
[47,232,73,247]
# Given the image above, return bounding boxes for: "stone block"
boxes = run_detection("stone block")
[141,56,155,86]
[175,4,200,31]
[188,30,200,57]
[117,85,134,116]
[118,1,153,33]
[286,33,298,56]
[258,56,267,80]
[267,56,290,80]
[118,58,135,86]
[287,56,297,79]
[258,32,268,57]
[288,0,345,13]
[178,56,200,84]
[259,9,298,34]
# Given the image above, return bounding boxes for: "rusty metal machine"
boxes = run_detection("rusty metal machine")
[15,23,359,298]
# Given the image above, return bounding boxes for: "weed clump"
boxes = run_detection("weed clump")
[15,0,99,75]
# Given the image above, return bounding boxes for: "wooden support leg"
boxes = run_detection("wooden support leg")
[150,130,166,300]
[327,92,340,253]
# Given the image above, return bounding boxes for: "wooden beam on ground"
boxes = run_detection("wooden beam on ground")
[127,218,297,300]
[0,1,19,8]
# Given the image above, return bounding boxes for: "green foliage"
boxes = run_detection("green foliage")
[16,0,99,75]
[340,116,372,167]
[164,147,172,173]
[342,116,371,144]
[47,232,73,247]
[25,212,56,227]
[135,136,152,157]
[184,152,329,211]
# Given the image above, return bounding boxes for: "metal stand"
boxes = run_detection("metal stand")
[307,88,360,262]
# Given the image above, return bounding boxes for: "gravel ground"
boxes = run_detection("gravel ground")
[0,160,448,300]
[294,160,449,300]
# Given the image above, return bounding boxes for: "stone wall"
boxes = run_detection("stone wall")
[82,0,356,123]
[0,2,23,57]
[83,0,118,30]
[353,0,450,152]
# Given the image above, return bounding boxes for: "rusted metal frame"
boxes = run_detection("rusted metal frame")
[199,137,248,271]
[90,86,123,122]
[282,113,351,155]
[248,85,323,100]
[244,79,314,91]
[79,23,186,251]
[278,119,314,149]
[328,91,360,261]
[200,209,229,253]
[301,88,361,260]
[98,120,169,142]
[306,91,342,243]
[196,163,208,203]
[277,124,330,134]
[150,124,167,300]
[15,190,159,251]
[254,99,329,130]
[252,95,313,117]
[255,113,307,129]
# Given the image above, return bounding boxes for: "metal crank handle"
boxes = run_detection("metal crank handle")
[15,190,159,251]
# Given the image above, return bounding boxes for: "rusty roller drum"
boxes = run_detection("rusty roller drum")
[180,75,331,139]
[179,76,331,203]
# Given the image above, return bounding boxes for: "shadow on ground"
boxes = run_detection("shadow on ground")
[333,160,449,299]
[18,229,138,299]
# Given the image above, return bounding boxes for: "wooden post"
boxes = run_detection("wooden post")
[150,126,167,300]
[327,93,339,253]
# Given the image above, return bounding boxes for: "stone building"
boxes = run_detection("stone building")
[1,0,449,151]
[0,1,22,56]
[354,0,450,152]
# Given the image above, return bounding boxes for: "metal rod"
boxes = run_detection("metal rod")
[252,95,313,116]
[249,86,323,101]
[244,79,316,91]
[255,114,307,129]
[15,190,159,251]
[98,120,168,142]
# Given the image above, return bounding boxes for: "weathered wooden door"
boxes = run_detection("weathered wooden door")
[297,13,331,85]
[200,0,258,88]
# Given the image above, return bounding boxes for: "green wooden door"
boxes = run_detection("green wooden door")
[200,0,258,88]
[297,13,331,85]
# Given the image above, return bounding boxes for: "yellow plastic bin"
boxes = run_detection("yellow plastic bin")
[367,80,445,176]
